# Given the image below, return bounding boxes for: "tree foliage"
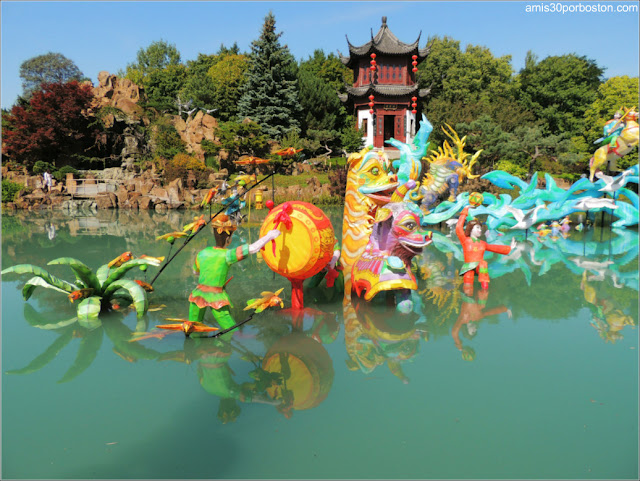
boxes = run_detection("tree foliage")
[2,81,95,170]
[515,53,604,136]
[145,64,188,112]
[418,37,526,146]
[123,40,184,113]
[298,49,352,94]
[213,120,269,170]
[237,12,301,139]
[180,54,221,112]
[179,45,250,119]
[578,75,639,169]
[297,68,342,134]
[19,52,86,99]
[208,54,250,121]
[456,115,580,179]
[149,117,187,159]
[582,76,640,144]
[340,117,365,154]
[420,38,514,105]
[124,40,181,83]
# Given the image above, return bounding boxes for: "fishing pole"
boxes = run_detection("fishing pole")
[209,312,256,338]
[150,171,276,286]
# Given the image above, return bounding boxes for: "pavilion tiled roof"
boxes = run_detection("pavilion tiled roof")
[339,17,431,67]
[339,84,431,101]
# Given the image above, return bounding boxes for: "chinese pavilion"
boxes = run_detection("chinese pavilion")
[338,16,431,151]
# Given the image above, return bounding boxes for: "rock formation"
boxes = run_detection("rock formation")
[90,71,145,123]
[171,110,219,161]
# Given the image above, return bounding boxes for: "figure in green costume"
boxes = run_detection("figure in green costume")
[188,214,281,330]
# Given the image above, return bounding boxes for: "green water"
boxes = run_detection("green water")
[2,208,638,479]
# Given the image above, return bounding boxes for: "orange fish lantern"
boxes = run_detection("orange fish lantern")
[260,201,335,309]
[108,251,133,268]
[156,319,219,336]
[135,280,154,292]
[274,147,303,158]
[234,156,271,166]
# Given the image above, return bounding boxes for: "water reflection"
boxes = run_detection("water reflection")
[581,271,636,343]
[451,285,511,361]
[2,209,638,410]
[159,337,282,423]
[344,296,426,383]
[6,305,161,382]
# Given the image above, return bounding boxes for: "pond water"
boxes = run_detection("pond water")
[2,207,638,480]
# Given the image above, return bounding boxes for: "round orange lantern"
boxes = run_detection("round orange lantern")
[260,201,335,309]
[262,332,334,416]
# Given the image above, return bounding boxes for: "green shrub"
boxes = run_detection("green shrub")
[556,172,581,183]
[2,180,25,203]
[53,166,79,182]
[204,155,220,170]
[494,160,528,179]
[151,119,187,159]
[201,139,220,155]
[33,161,55,175]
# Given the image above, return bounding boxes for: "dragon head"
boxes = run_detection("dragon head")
[347,146,398,208]
[373,202,432,265]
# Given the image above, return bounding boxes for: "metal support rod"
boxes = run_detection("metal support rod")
[150,172,276,286]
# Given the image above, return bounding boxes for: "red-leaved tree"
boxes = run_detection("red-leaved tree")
[2,81,95,170]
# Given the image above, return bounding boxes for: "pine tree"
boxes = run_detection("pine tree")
[237,12,301,139]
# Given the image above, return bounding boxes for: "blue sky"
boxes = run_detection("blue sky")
[1,1,638,109]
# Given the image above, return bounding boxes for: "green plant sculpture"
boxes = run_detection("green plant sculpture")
[2,257,162,321]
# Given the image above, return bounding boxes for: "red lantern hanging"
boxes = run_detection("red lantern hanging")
[368,102,374,109]
[369,95,375,101]
[370,65,376,71]
[412,103,417,108]
[412,109,417,114]
[369,109,374,114]
[412,55,418,61]
[411,96,417,102]
[371,53,377,59]
[412,67,418,73]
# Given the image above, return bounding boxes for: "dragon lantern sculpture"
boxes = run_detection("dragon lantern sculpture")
[416,124,481,213]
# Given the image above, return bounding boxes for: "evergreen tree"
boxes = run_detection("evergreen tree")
[237,12,301,139]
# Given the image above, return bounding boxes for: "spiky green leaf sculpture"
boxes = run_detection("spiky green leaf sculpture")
[2,256,161,320]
